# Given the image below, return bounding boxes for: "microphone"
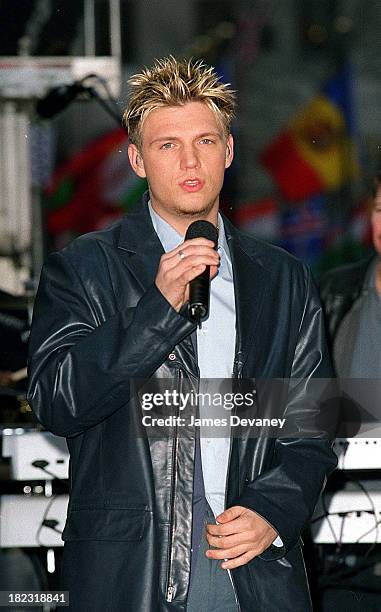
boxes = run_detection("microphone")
[185,220,218,324]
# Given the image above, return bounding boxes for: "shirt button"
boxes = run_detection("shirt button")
[168,353,176,361]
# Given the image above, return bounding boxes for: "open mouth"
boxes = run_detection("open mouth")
[180,179,204,192]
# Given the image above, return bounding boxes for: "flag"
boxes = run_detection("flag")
[45,128,147,235]
[280,194,328,266]
[259,64,360,202]
[234,196,280,241]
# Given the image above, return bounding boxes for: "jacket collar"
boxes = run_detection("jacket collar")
[117,192,165,292]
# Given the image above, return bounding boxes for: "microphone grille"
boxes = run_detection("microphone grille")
[185,220,218,246]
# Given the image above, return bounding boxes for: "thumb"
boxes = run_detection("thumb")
[210,264,218,280]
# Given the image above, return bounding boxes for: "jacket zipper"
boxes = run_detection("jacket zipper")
[165,367,183,603]
[224,357,242,611]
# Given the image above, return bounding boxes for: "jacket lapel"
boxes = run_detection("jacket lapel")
[223,216,270,373]
[116,194,165,292]
[223,218,274,480]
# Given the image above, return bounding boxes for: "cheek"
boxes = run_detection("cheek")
[372,217,381,235]
[145,161,176,186]
[207,156,228,182]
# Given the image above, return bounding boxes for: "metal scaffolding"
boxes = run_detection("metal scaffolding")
[0,0,121,295]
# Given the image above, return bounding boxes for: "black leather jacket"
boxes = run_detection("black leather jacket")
[319,256,373,349]
[27,195,337,612]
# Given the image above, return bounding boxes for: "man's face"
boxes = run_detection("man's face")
[128,101,233,227]
[372,187,381,255]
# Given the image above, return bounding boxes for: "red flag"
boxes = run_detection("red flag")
[45,128,146,235]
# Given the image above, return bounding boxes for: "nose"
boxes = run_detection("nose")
[180,143,200,170]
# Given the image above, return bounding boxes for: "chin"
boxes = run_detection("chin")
[174,198,217,218]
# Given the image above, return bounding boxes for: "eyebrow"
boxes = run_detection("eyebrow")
[149,132,223,146]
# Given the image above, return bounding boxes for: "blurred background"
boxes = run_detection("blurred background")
[0,1,381,610]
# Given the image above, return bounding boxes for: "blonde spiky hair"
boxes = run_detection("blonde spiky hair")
[123,56,236,148]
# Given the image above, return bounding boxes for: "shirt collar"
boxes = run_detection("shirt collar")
[148,200,230,262]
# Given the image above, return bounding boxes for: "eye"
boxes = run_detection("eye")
[160,142,174,150]
[200,138,213,145]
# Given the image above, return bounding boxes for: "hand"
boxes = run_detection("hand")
[155,238,219,312]
[205,505,278,569]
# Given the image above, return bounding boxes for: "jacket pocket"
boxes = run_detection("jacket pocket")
[62,507,148,542]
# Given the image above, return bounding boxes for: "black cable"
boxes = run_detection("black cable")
[31,459,67,545]
[321,488,339,546]
[35,494,58,547]
[316,476,380,581]
[77,73,124,128]
[354,518,381,547]
[352,479,379,556]
[87,87,124,127]
[82,73,117,104]
[32,459,68,481]
[36,72,125,130]
[311,509,374,524]
[318,518,381,586]
[326,475,379,566]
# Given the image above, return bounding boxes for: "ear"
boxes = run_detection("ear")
[225,134,234,169]
[128,143,147,178]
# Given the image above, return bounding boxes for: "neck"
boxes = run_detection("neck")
[150,201,219,236]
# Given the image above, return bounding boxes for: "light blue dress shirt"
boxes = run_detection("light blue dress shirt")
[148,201,282,547]
[148,202,234,519]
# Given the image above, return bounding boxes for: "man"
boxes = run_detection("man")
[27,57,337,612]
[320,172,381,377]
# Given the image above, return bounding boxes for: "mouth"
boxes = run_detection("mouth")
[179,178,205,193]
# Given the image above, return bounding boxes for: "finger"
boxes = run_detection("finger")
[216,506,247,524]
[182,238,216,249]
[206,543,249,561]
[206,531,252,549]
[221,551,256,570]
[163,246,219,271]
[179,265,207,285]
[179,242,218,255]
[169,255,220,280]
[159,252,218,291]
[206,518,245,537]
[161,239,216,262]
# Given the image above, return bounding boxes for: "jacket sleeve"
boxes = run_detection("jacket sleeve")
[27,249,195,437]
[236,267,338,559]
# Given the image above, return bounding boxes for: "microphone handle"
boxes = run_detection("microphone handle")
[189,266,210,323]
